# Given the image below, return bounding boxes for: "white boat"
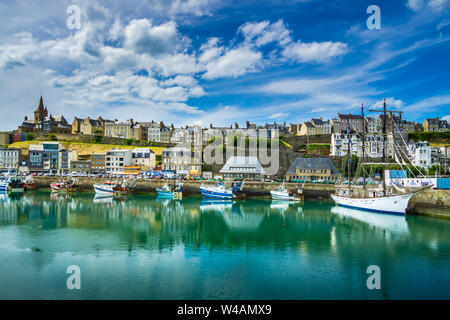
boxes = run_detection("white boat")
[0,181,9,192]
[200,181,234,200]
[94,181,124,195]
[270,184,303,201]
[331,100,424,216]
[331,192,414,215]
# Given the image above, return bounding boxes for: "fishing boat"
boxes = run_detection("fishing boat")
[50,181,64,192]
[200,180,235,200]
[8,176,24,193]
[24,176,36,190]
[331,100,426,215]
[93,180,125,195]
[270,183,303,201]
[231,180,246,199]
[156,182,183,199]
[0,179,9,192]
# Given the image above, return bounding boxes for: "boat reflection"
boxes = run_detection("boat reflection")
[330,205,409,234]
[270,200,303,214]
[93,194,116,204]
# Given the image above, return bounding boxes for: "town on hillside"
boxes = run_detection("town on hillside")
[0,94,449,181]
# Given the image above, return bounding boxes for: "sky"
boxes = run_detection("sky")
[0,0,450,131]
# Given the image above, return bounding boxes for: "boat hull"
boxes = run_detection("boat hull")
[94,184,123,195]
[0,183,8,192]
[200,186,234,200]
[331,193,414,215]
[270,190,302,201]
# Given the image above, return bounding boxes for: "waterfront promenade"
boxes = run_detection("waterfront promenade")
[32,176,450,218]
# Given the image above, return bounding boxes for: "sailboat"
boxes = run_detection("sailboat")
[331,100,427,215]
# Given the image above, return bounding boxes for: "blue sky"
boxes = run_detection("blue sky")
[0,0,449,130]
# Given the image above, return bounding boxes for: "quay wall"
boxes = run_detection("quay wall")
[32,177,449,218]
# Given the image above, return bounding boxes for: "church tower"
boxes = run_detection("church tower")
[34,95,46,123]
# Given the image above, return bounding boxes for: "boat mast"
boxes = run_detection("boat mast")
[347,116,351,189]
[369,99,404,197]
[361,103,366,189]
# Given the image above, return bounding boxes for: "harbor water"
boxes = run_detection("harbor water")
[0,191,449,299]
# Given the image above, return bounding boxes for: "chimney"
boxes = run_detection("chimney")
[235,123,238,129]
[210,123,213,129]
[130,118,134,125]
[160,121,163,128]
[24,116,28,121]
[246,121,249,128]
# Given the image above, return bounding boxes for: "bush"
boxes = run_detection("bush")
[48,133,58,141]
[25,133,35,141]
[124,139,133,146]
[92,135,103,144]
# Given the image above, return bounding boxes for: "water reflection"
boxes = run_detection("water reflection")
[330,206,409,235]
[0,191,449,299]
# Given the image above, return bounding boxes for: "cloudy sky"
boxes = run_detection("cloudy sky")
[0,0,449,130]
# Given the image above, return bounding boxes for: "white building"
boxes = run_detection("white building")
[132,148,156,169]
[162,147,202,175]
[0,147,21,172]
[219,156,265,179]
[331,133,384,158]
[105,149,132,174]
[408,141,432,168]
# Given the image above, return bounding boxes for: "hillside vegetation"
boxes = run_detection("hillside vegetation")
[408,131,450,147]
[7,141,165,157]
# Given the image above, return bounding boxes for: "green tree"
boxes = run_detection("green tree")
[25,133,35,141]
[48,133,58,141]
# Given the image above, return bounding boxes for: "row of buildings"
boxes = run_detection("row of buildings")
[0,142,157,175]
[14,96,450,145]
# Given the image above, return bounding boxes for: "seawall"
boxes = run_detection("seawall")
[32,177,449,218]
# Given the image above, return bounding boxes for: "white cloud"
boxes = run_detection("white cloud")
[239,20,291,47]
[374,97,405,109]
[407,0,425,11]
[406,0,450,11]
[428,0,450,11]
[202,46,262,79]
[282,41,348,63]
[124,19,187,56]
[442,115,450,121]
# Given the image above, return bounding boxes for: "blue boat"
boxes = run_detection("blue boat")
[156,183,183,199]
[200,181,234,200]
[0,180,9,192]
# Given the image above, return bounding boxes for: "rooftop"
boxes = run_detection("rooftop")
[286,158,340,175]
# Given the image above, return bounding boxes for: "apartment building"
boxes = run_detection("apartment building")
[91,152,106,173]
[132,148,156,170]
[105,149,132,174]
[161,147,202,176]
[0,147,21,172]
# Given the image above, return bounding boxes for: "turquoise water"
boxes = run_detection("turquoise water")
[0,191,449,300]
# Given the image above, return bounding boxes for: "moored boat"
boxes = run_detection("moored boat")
[200,180,234,200]
[94,180,129,196]
[8,176,24,193]
[270,183,303,201]
[156,182,183,199]
[0,179,9,192]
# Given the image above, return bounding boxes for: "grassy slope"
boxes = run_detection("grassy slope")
[7,141,165,157]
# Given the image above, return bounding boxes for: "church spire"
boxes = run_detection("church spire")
[38,94,44,112]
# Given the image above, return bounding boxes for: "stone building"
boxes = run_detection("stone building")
[72,117,111,135]
[285,158,340,182]
[18,95,71,134]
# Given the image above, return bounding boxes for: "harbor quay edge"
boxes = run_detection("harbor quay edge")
[30,176,450,218]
